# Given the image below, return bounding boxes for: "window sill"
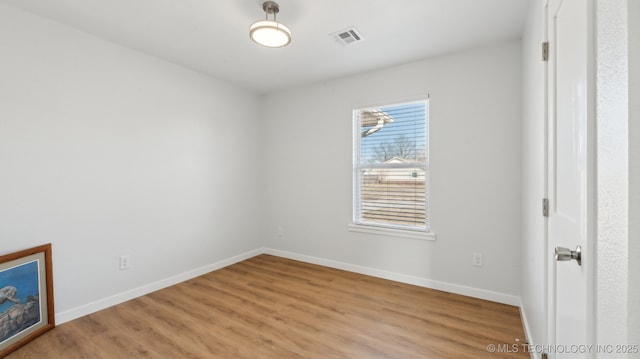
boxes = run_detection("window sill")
[347,223,436,241]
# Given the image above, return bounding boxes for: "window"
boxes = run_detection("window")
[352,100,429,233]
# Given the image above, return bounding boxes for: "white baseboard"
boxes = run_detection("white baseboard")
[519,300,538,359]
[56,246,521,324]
[55,248,263,324]
[263,248,520,306]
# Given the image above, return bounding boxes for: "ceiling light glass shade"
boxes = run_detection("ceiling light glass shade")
[250,20,291,48]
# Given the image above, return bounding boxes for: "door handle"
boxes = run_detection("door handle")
[555,245,582,266]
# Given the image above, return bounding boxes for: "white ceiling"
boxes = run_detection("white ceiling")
[2,0,529,94]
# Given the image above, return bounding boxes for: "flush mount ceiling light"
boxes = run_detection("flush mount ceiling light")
[250,1,291,48]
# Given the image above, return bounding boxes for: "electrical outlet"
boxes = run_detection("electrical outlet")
[119,255,130,270]
[472,253,483,267]
[277,226,284,237]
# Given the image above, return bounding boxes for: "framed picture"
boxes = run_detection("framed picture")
[0,244,54,357]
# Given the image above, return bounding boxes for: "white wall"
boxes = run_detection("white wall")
[0,4,263,321]
[520,0,546,350]
[628,0,640,346]
[262,40,522,302]
[595,0,630,350]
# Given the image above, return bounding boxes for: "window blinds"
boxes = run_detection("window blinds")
[353,100,429,231]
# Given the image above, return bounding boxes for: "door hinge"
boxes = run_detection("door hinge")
[542,198,549,217]
[542,41,549,61]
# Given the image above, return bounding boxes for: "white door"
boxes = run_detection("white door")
[547,0,594,357]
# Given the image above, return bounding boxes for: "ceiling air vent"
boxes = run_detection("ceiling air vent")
[333,27,363,45]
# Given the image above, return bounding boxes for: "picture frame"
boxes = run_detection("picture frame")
[0,244,54,357]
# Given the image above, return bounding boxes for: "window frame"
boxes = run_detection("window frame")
[351,99,434,239]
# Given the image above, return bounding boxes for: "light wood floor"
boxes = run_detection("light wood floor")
[7,255,529,358]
